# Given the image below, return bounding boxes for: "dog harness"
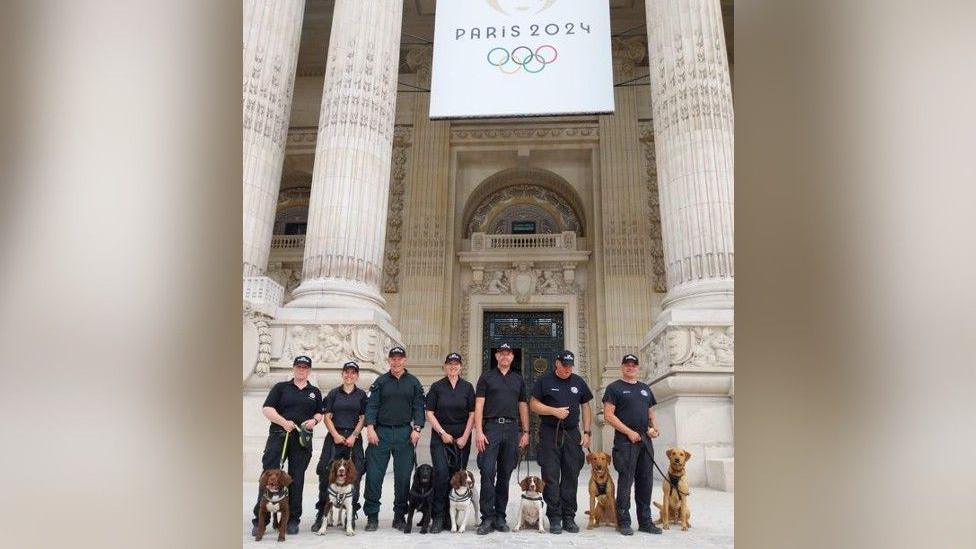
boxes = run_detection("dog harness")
[595,481,608,496]
[449,486,472,503]
[667,473,690,499]
[520,494,545,505]
[262,487,289,503]
[328,484,352,505]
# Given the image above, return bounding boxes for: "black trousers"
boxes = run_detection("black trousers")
[315,427,365,516]
[612,439,654,528]
[538,423,585,521]
[430,422,471,519]
[252,430,313,525]
[476,421,519,522]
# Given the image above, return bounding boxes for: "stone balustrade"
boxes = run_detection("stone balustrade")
[270,234,305,249]
[243,276,284,316]
[471,231,577,251]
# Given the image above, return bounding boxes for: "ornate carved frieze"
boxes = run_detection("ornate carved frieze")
[611,36,647,81]
[243,48,294,150]
[451,125,598,143]
[647,324,734,381]
[382,126,412,293]
[638,124,666,292]
[266,264,302,303]
[277,323,395,369]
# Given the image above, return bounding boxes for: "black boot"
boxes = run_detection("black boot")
[638,522,663,534]
[549,516,562,534]
[476,519,493,535]
[311,509,324,532]
[492,517,510,532]
[430,516,443,534]
[392,513,406,531]
[563,517,580,533]
[618,524,634,536]
[365,514,379,531]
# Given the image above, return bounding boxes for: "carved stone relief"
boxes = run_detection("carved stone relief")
[266,264,302,303]
[647,325,735,381]
[243,302,273,376]
[382,126,412,293]
[277,324,388,369]
[639,124,667,293]
[466,185,581,237]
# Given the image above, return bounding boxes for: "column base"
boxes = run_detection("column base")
[640,307,734,488]
[287,277,390,322]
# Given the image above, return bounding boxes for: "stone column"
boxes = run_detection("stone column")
[288,0,403,320]
[640,0,734,490]
[242,0,305,278]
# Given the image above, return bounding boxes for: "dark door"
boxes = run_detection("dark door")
[482,311,564,460]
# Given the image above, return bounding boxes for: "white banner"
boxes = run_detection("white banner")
[429,0,615,119]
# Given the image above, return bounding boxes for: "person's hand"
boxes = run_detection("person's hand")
[476,431,489,453]
[553,407,570,420]
[456,433,469,448]
[344,433,357,447]
[519,433,530,449]
[627,429,641,444]
[581,432,591,450]
[302,419,317,431]
[282,420,297,433]
[410,429,421,446]
[332,432,346,444]
[439,431,455,445]
[366,426,379,446]
[647,426,659,439]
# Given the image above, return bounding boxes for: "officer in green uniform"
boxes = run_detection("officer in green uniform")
[362,346,426,532]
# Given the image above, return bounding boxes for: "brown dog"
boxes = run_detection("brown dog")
[584,451,617,529]
[513,476,547,532]
[654,448,692,530]
[255,469,293,541]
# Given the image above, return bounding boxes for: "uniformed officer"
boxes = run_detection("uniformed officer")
[362,346,426,532]
[602,353,663,536]
[474,342,530,535]
[425,352,476,534]
[311,361,367,532]
[529,350,593,534]
[251,355,323,536]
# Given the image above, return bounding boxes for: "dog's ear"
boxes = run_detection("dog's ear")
[259,469,272,486]
[683,449,691,461]
[450,470,462,489]
[605,452,611,465]
[535,477,545,493]
[666,448,674,458]
[280,471,293,486]
[519,477,529,491]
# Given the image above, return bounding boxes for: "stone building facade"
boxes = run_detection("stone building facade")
[243,0,734,491]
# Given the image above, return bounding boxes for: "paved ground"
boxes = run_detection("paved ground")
[243,471,733,548]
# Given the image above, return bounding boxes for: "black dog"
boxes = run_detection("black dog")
[404,463,434,534]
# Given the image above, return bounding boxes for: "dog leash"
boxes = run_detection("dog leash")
[638,434,690,499]
[278,425,314,469]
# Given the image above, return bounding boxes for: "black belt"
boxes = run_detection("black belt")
[485,417,516,424]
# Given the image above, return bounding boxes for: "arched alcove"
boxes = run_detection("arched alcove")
[462,168,587,238]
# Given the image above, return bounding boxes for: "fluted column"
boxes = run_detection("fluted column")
[242,0,305,277]
[645,0,733,310]
[640,0,734,489]
[288,0,403,317]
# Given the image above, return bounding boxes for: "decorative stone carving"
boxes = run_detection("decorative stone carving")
[647,324,735,380]
[537,270,561,294]
[466,184,581,237]
[277,323,388,368]
[382,126,412,293]
[266,264,302,302]
[638,124,666,293]
[611,36,647,81]
[451,125,598,143]
[485,270,511,295]
[243,302,273,376]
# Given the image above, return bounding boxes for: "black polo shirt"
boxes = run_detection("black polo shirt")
[364,369,426,427]
[531,371,593,429]
[263,379,322,434]
[322,386,367,430]
[602,379,656,445]
[475,367,527,421]
[425,377,475,426]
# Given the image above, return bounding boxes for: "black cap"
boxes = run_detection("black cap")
[621,354,639,364]
[556,350,575,364]
[293,355,312,367]
[388,346,406,357]
[342,361,360,372]
[445,352,463,363]
[496,343,513,352]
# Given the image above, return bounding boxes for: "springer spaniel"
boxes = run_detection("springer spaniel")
[447,469,479,533]
[513,475,548,533]
[315,457,357,536]
[255,469,292,542]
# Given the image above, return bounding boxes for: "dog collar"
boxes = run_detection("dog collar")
[520,494,544,502]
[449,487,472,502]
[262,487,289,503]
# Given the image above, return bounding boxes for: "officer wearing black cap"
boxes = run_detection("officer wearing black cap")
[251,355,323,536]
[425,352,476,533]
[362,346,426,532]
[529,350,593,534]
[602,353,662,536]
[474,342,530,535]
[311,361,368,532]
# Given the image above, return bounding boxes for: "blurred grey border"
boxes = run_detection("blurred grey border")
[0,1,974,548]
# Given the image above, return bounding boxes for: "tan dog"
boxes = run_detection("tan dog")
[654,448,692,530]
[584,451,617,529]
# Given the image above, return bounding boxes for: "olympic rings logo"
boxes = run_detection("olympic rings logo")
[486,45,558,74]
